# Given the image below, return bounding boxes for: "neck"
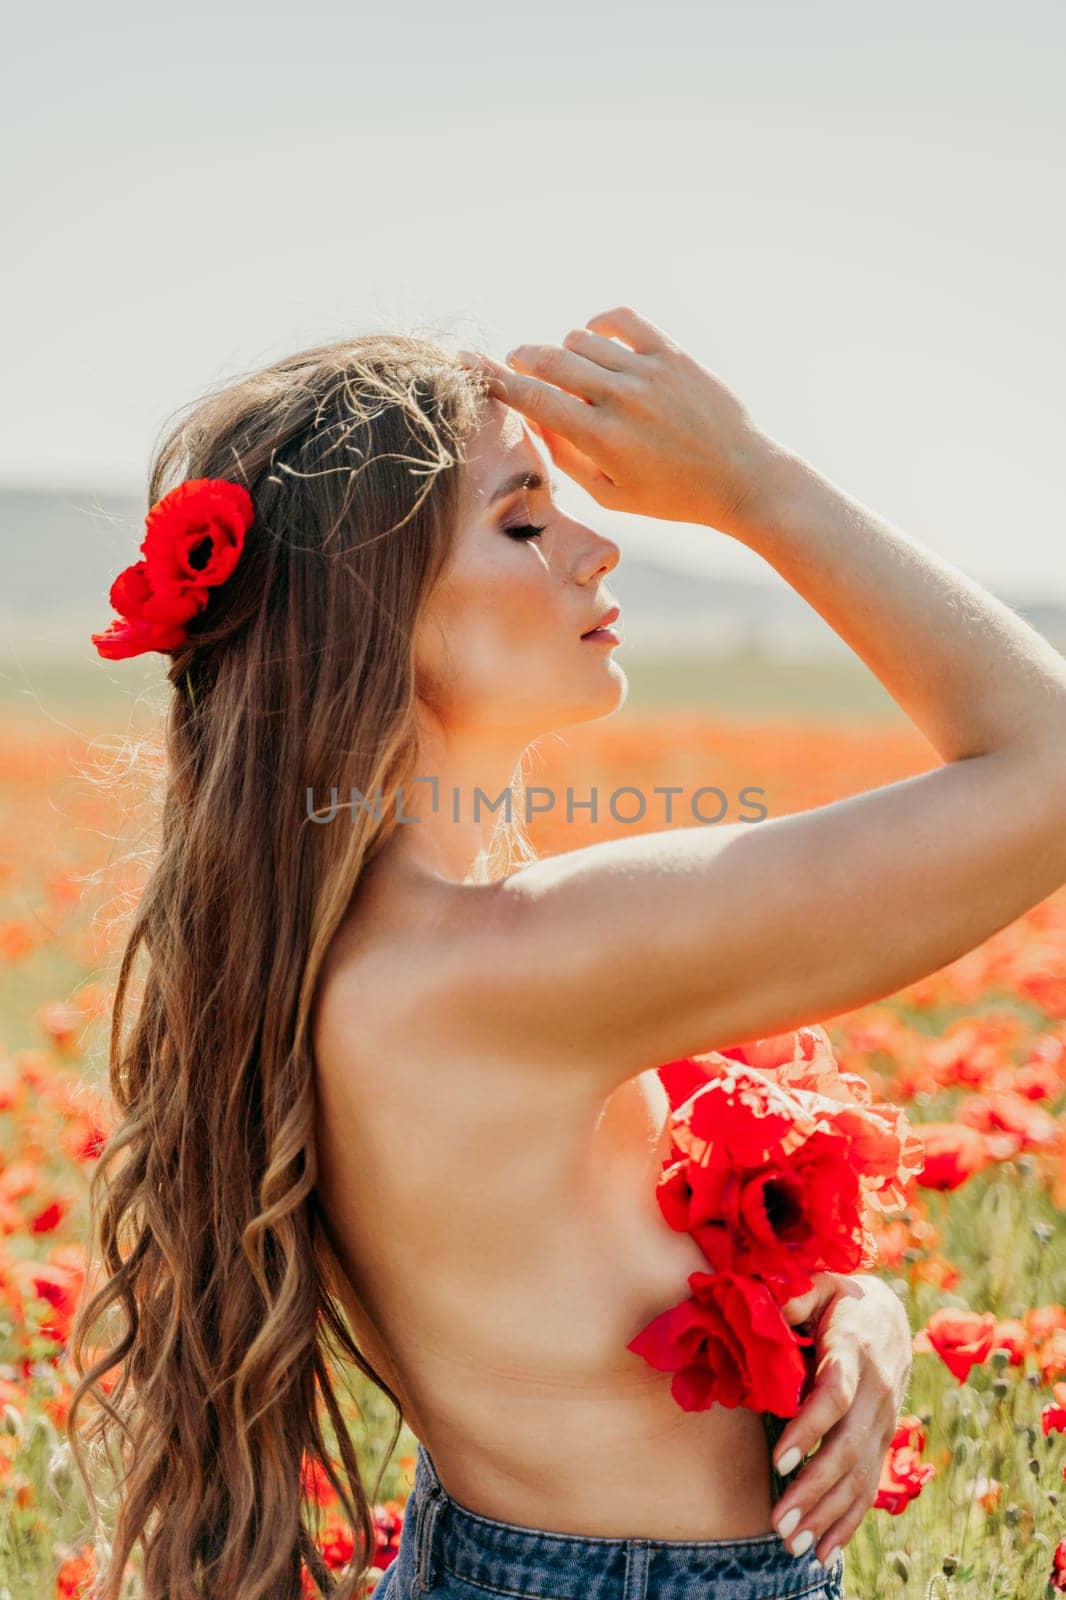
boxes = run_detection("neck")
[388,716,532,884]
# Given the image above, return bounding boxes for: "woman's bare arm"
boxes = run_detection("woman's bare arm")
[434,309,1066,1094]
[731,443,1066,768]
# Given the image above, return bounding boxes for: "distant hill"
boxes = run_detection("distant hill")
[3,483,1065,660]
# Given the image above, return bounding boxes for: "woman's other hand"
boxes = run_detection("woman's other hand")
[456,306,787,536]
[768,1272,913,1568]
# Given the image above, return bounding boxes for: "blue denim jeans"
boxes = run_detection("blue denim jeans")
[372,1439,845,1600]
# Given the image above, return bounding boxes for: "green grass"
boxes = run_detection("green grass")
[0,646,905,724]
[0,651,166,728]
[617,646,904,718]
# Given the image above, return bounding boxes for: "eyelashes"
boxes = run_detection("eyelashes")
[503,523,546,541]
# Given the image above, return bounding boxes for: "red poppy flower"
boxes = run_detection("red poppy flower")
[1042,1382,1066,1436]
[873,1441,936,1514]
[660,1062,912,1300]
[319,1517,355,1569]
[1028,1305,1066,1341]
[300,1454,340,1507]
[626,1269,812,1416]
[992,1317,1028,1366]
[913,1307,998,1382]
[658,1026,924,1215]
[888,1413,927,1454]
[956,1089,1059,1152]
[1053,1537,1066,1594]
[657,1109,867,1303]
[92,567,205,660]
[912,1121,991,1191]
[141,477,252,589]
[372,1502,405,1570]
[638,1027,919,1419]
[91,477,253,660]
[657,1055,715,1112]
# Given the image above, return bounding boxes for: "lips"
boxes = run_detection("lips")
[581,604,621,638]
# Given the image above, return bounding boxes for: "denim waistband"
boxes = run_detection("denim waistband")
[404,1441,844,1600]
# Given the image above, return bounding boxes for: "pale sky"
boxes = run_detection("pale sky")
[4,0,1064,598]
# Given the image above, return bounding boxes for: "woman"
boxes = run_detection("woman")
[68,306,1066,1600]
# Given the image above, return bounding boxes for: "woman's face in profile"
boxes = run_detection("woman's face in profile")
[414,395,626,743]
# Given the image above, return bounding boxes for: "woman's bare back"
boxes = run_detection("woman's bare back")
[310,858,776,1541]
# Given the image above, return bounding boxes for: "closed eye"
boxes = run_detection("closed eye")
[503,523,546,541]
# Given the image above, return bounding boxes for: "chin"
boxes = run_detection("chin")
[555,663,630,729]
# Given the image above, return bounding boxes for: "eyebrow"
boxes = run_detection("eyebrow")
[487,468,561,506]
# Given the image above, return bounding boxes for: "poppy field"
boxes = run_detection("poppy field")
[1,691,1064,1599]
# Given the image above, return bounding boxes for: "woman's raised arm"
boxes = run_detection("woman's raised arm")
[432,310,1066,1094]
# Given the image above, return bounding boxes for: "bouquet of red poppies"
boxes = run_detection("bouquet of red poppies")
[626,1025,924,1418]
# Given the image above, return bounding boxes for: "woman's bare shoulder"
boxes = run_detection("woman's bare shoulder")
[313,862,504,1075]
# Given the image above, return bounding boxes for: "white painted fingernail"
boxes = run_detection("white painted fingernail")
[776,1507,801,1539]
[776,1446,801,1475]
[824,1545,841,1568]
[790,1529,814,1557]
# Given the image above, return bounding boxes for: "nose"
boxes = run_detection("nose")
[573,524,621,583]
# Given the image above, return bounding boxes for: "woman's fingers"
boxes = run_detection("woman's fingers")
[806,1478,870,1568]
[813,1495,871,1570]
[780,1450,875,1566]
[772,1404,882,1560]
[768,1275,905,1566]
[456,350,606,453]
[505,341,623,407]
[458,305,777,530]
[526,417,615,502]
[773,1404,860,1541]
[584,304,679,356]
[772,1340,860,1480]
[560,326,642,374]
[457,349,624,505]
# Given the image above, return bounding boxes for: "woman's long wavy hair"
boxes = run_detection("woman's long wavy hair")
[66,331,536,1600]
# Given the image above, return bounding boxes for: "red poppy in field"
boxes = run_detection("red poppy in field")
[912,1122,991,1191]
[1037,1330,1066,1385]
[879,1454,931,1510]
[914,1307,998,1382]
[889,1414,927,1453]
[1029,1306,1066,1339]
[992,1318,1029,1366]
[372,1502,405,1570]
[873,1413,936,1513]
[319,1517,355,1569]
[1052,1537,1066,1594]
[1041,1383,1066,1436]
[1013,1056,1065,1101]
[29,1195,71,1234]
[55,1547,95,1598]
[300,1453,341,1507]
[956,1089,1059,1152]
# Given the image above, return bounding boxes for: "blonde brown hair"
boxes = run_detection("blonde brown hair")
[66,331,535,1599]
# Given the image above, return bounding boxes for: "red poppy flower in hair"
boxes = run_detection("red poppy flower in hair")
[91,477,255,661]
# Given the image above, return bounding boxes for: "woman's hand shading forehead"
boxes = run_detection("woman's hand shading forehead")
[458,305,779,534]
